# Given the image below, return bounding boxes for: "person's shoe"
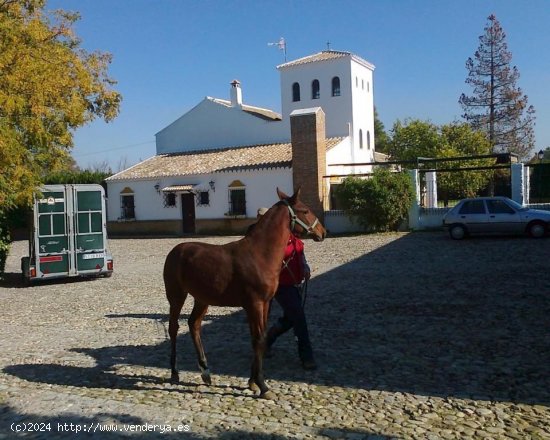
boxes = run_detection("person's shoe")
[301,357,317,371]
[298,345,317,370]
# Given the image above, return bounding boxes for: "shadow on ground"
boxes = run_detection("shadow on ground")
[4,233,550,405]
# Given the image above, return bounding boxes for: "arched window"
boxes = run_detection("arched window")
[292,82,300,102]
[120,187,135,220]
[331,77,340,96]
[311,79,320,99]
[367,130,371,149]
[359,129,363,149]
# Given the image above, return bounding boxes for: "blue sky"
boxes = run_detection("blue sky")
[48,0,550,170]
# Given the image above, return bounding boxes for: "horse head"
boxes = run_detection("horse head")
[276,187,326,242]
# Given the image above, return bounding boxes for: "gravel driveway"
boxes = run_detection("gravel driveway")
[1,232,549,439]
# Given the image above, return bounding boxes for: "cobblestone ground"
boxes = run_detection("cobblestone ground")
[0,232,549,439]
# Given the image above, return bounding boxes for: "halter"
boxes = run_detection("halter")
[282,200,319,236]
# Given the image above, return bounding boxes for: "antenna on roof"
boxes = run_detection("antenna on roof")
[268,37,287,62]
[326,41,331,51]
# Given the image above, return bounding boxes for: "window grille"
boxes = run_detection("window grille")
[163,192,176,208]
[311,79,320,99]
[292,82,300,102]
[228,188,246,215]
[332,77,340,96]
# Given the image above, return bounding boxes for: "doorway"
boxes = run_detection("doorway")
[181,193,196,234]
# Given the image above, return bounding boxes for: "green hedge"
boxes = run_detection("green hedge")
[335,169,415,232]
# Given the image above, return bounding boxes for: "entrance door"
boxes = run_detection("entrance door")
[36,189,71,277]
[181,193,196,234]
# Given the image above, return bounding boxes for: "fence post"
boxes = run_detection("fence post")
[425,171,438,208]
[408,169,420,230]
[511,163,525,205]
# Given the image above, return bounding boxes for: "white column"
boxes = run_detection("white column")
[408,169,421,230]
[511,163,525,205]
[425,171,438,208]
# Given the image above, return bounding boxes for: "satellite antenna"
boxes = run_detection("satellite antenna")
[268,37,287,62]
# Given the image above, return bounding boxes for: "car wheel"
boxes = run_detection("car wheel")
[449,224,467,240]
[528,221,546,238]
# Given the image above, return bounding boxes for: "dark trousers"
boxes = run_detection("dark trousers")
[270,284,312,351]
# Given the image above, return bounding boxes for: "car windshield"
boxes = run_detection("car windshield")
[504,198,528,211]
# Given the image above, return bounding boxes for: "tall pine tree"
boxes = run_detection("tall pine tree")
[459,15,535,160]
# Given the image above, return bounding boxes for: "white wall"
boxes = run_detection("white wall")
[156,99,287,154]
[106,168,293,222]
[350,60,375,164]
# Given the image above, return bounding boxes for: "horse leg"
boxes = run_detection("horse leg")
[246,302,275,399]
[168,296,186,383]
[188,301,211,385]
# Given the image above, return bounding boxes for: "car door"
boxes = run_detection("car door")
[457,199,489,233]
[485,199,522,234]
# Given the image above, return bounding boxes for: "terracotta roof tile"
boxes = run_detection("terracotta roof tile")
[107,138,344,181]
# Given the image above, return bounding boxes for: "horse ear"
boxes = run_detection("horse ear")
[292,186,301,201]
[276,187,289,200]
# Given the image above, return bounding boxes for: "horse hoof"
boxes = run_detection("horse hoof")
[248,380,260,392]
[260,390,276,400]
[201,372,212,385]
[170,373,180,384]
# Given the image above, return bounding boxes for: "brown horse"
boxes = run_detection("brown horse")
[163,187,326,399]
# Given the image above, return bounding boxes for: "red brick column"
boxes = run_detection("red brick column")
[290,108,327,221]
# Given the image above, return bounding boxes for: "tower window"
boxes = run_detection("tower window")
[367,130,371,149]
[359,129,363,149]
[331,77,340,96]
[311,79,320,99]
[292,82,300,102]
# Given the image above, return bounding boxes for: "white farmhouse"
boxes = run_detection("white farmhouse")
[106,50,382,235]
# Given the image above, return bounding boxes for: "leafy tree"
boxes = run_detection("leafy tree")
[373,107,390,154]
[335,169,415,232]
[0,0,120,209]
[388,119,443,163]
[459,14,535,160]
[0,0,121,275]
[388,119,493,205]
[437,123,493,204]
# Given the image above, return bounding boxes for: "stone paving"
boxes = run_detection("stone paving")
[0,232,549,439]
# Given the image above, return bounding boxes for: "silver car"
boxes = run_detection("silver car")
[443,197,550,240]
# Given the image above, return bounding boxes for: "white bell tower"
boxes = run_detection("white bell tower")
[277,50,376,163]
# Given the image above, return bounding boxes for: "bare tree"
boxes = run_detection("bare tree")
[459,14,535,160]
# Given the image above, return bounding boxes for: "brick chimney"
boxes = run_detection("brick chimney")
[230,79,242,107]
[290,107,326,221]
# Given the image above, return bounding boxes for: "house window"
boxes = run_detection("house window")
[359,129,363,149]
[163,192,176,208]
[197,191,210,206]
[331,77,340,96]
[228,188,246,215]
[120,192,135,220]
[367,130,371,149]
[311,79,320,99]
[362,79,364,90]
[292,82,300,102]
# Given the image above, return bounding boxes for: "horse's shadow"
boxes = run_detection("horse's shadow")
[4,233,550,405]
